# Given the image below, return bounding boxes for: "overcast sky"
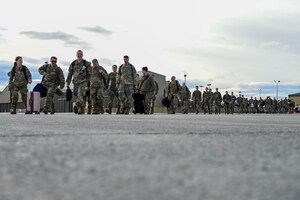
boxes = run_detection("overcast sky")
[1,0,300,99]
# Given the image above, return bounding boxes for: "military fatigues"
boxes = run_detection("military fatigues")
[214,91,222,114]
[116,63,137,114]
[223,94,231,114]
[236,96,243,114]
[192,90,201,114]
[180,86,191,114]
[249,98,255,113]
[166,81,181,114]
[107,71,120,114]
[202,91,209,114]
[90,65,108,114]
[139,74,156,114]
[230,95,236,114]
[66,60,92,114]
[150,81,159,114]
[8,65,32,113]
[39,64,65,114]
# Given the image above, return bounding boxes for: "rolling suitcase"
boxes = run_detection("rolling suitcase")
[132,93,146,114]
[26,91,41,114]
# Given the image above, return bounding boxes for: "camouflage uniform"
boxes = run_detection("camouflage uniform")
[208,89,214,114]
[66,59,92,114]
[166,81,181,114]
[39,63,65,114]
[180,85,191,114]
[222,93,231,114]
[116,63,137,114]
[214,91,222,114]
[90,65,108,114]
[202,89,209,114]
[236,96,243,114]
[8,65,32,113]
[230,94,236,114]
[150,80,159,114]
[192,90,201,114]
[107,71,120,114]
[139,73,156,114]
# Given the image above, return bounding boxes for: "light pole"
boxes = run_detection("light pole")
[258,89,262,98]
[199,85,204,92]
[184,74,187,84]
[274,80,280,100]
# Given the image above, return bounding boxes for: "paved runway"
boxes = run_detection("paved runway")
[0,113,300,200]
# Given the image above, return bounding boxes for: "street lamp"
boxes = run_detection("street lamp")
[274,80,280,100]
[199,85,204,92]
[258,89,262,98]
[184,74,187,84]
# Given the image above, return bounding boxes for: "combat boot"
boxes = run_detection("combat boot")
[124,107,130,115]
[10,107,16,114]
[87,108,92,114]
[116,107,121,114]
[42,107,49,114]
[100,107,104,114]
[105,108,112,114]
[73,105,78,114]
[78,106,85,115]
[50,104,55,115]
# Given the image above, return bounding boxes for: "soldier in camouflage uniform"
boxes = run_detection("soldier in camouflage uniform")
[180,83,191,114]
[214,88,222,114]
[230,92,236,114]
[222,91,231,114]
[106,65,120,114]
[202,87,209,114]
[192,86,201,114]
[116,55,137,114]
[90,59,108,114]
[138,67,156,114]
[236,94,243,114]
[38,56,65,114]
[8,56,32,114]
[265,96,272,113]
[208,88,214,114]
[66,50,92,114]
[150,76,159,114]
[166,76,181,114]
[249,96,254,113]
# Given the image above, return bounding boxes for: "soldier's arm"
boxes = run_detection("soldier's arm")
[66,64,74,87]
[150,77,156,92]
[58,68,65,89]
[9,67,14,84]
[38,65,47,75]
[25,66,32,83]
[86,61,92,82]
[132,65,138,87]
[100,67,108,80]
[116,65,122,85]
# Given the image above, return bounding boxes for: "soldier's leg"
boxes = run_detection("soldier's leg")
[90,87,98,114]
[87,94,92,114]
[106,89,114,114]
[150,95,156,114]
[118,85,126,114]
[96,87,104,114]
[10,87,19,114]
[76,84,86,114]
[73,84,79,114]
[43,86,56,114]
[19,86,28,113]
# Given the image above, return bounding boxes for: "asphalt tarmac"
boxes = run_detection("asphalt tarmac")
[0,113,300,200]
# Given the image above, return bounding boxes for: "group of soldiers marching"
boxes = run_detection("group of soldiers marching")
[8,51,159,115]
[7,51,295,115]
[163,76,295,114]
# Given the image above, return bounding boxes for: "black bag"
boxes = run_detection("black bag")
[162,97,171,108]
[66,88,72,101]
[56,88,63,96]
[33,83,47,98]
[132,93,146,114]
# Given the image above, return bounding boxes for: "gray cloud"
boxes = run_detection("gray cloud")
[0,27,7,31]
[214,13,300,53]
[20,31,92,49]
[80,26,113,35]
